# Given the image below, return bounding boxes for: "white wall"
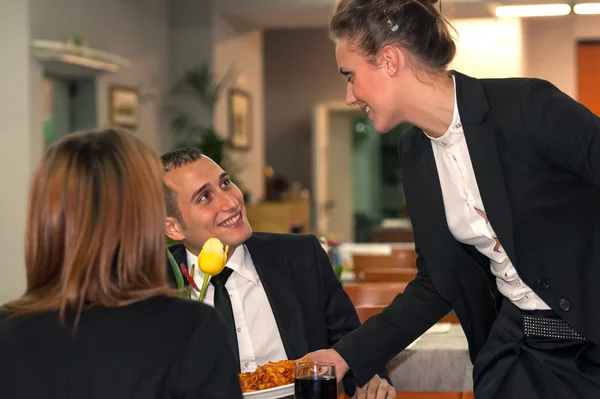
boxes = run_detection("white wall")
[451,18,524,78]
[213,11,265,203]
[0,0,37,303]
[31,0,171,151]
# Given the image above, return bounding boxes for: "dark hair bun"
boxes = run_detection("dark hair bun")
[330,0,456,71]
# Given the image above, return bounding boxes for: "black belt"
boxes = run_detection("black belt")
[523,315,586,340]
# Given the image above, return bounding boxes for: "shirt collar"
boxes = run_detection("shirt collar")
[423,74,464,148]
[186,244,258,285]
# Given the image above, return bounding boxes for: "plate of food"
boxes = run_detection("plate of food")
[242,383,294,399]
[239,358,306,399]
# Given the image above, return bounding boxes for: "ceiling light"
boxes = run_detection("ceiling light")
[573,3,600,14]
[495,4,571,17]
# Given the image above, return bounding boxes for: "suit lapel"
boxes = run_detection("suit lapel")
[402,128,448,234]
[401,127,460,283]
[245,235,309,359]
[454,71,517,264]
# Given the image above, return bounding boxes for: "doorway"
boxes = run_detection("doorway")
[42,75,97,148]
[312,101,409,242]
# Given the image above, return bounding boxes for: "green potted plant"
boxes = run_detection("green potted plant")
[167,63,243,187]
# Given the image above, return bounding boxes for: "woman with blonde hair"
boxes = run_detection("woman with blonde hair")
[0,128,242,399]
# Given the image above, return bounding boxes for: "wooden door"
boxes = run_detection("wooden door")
[577,41,600,116]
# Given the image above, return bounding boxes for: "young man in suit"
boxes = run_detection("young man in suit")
[161,148,394,399]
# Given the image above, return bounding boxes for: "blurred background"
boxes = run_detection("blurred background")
[1,0,599,303]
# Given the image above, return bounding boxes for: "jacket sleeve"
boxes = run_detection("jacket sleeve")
[311,235,392,395]
[520,79,600,191]
[332,244,452,386]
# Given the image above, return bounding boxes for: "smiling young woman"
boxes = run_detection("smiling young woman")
[331,0,456,136]
[306,0,600,397]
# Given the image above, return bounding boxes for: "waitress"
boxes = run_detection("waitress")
[306,0,600,397]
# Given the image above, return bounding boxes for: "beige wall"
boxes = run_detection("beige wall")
[31,0,171,151]
[213,11,265,204]
[264,28,345,191]
[169,3,266,203]
[264,17,600,198]
[0,0,37,303]
[451,15,600,98]
[522,15,600,99]
[264,22,525,192]
[0,0,268,302]
[451,18,524,78]
[0,0,172,303]
[168,0,215,145]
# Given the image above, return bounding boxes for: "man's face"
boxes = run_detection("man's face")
[164,156,252,255]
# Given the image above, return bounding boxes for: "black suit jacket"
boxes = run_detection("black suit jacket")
[168,233,389,394]
[334,71,600,385]
[0,296,242,399]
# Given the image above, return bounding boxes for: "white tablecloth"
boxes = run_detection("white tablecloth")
[388,324,473,392]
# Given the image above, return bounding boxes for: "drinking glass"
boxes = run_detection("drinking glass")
[294,361,337,399]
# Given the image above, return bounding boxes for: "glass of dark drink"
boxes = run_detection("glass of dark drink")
[294,361,337,399]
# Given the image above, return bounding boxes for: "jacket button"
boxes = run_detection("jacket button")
[559,299,571,311]
[537,278,550,289]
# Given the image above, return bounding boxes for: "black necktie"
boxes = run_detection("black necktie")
[210,267,240,372]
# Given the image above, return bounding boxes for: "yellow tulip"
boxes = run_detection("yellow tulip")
[199,238,229,275]
[197,238,229,302]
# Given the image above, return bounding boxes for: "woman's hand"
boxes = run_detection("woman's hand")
[303,348,350,381]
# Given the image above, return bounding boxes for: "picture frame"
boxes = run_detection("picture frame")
[109,85,140,129]
[228,88,252,150]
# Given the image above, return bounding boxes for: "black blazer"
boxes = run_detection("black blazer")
[0,296,242,399]
[168,232,389,395]
[334,71,600,385]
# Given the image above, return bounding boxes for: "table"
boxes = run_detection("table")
[388,324,473,392]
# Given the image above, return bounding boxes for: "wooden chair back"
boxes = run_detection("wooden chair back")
[343,282,406,307]
[362,267,417,283]
[353,247,417,282]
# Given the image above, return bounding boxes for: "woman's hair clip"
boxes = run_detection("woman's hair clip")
[384,10,399,32]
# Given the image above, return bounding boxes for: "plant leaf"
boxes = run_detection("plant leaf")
[167,247,185,292]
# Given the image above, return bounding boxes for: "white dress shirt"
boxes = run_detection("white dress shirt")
[423,75,550,310]
[187,245,288,372]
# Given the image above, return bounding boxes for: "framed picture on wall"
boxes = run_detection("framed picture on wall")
[109,85,140,129]
[228,88,252,150]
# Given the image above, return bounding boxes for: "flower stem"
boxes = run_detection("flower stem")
[198,274,210,302]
